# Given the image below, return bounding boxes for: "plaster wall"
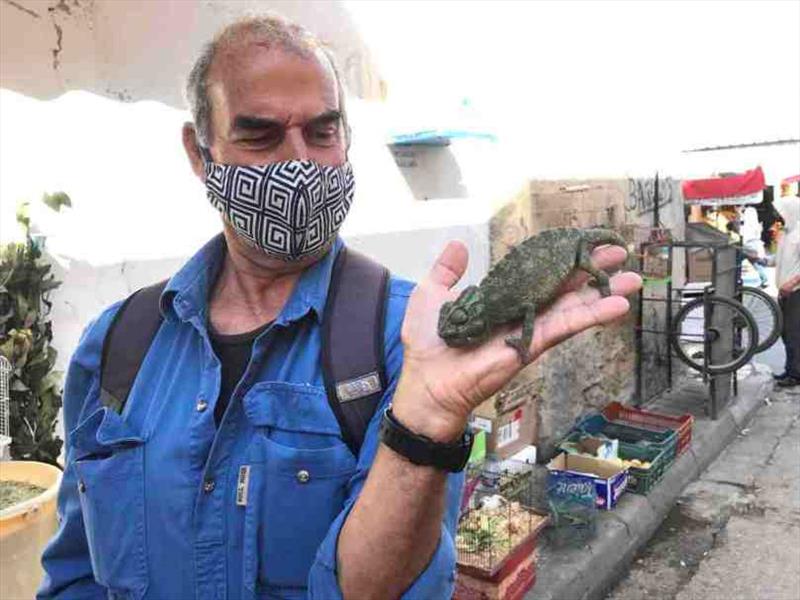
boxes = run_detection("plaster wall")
[388,139,521,203]
[0,0,384,106]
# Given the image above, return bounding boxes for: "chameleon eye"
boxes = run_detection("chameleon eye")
[449,308,469,325]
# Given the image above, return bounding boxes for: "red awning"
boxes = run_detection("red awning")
[782,174,800,184]
[682,167,765,204]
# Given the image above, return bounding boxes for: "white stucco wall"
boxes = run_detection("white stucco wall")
[0,0,384,106]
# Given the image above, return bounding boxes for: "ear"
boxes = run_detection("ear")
[182,123,206,180]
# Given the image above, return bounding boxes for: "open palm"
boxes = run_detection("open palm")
[394,240,642,439]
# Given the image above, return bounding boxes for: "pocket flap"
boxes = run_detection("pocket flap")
[242,382,342,436]
[71,407,145,455]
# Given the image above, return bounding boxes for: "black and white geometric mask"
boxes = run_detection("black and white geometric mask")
[204,159,355,261]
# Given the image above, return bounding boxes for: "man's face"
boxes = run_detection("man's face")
[205,44,346,167]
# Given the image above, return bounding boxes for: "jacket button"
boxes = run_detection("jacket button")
[296,470,311,484]
[78,481,86,493]
[203,479,216,493]
[196,399,208,412]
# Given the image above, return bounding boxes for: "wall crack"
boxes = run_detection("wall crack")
[2,0,41,19]
[51,21,63,70]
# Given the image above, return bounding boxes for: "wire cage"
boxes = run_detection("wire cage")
[456,460,549,576]
[0,355,12,460]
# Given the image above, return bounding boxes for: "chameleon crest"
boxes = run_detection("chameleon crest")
[438,227,628,363]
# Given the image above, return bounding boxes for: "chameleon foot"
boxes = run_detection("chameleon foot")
[504,336,532,364]
[588,278,612,297]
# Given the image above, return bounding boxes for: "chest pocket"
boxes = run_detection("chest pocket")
[241,382,357,595]
[71,407,148,599]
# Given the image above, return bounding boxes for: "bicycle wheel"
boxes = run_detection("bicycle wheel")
[738,286,783,353]
[670,296,759,375]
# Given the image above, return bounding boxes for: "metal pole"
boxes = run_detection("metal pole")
[666,242,674,392]
[710,247,718,420]
[635,242,645,405]
[653,172,660,229]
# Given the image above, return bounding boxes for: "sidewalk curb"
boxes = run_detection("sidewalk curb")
[527,374,773,600]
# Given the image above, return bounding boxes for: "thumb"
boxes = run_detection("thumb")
[426,240,469,290]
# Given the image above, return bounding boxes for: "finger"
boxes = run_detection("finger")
[591,244,629,269]
[550,271,642,313]
[559,245,629,292]
[533,294,632,355]
[425,240,469,289]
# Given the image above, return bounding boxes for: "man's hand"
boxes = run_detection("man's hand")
[779,275,800,298]
[392,240,642,442]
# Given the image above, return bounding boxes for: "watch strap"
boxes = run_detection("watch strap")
[379,405,473,472]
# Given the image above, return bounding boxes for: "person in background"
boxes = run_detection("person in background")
[773,191,800,388]
[727,210,769,289]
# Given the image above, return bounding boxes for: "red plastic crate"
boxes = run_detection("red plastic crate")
[602,402,694,456]
[454,550,538,600]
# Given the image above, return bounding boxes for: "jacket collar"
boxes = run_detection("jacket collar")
[160,233,342,327]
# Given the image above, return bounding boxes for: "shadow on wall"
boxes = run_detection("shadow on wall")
[390,145,468,201]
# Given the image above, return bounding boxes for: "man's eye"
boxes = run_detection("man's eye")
[307,124,340,146]
[241,134,281,148]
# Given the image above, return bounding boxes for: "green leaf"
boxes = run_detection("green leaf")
[0,338,14,361]
[42,191,72,212]
[1,199,65,466]
[15,201,30,231]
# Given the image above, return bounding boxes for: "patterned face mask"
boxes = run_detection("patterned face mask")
[203,157,355,261]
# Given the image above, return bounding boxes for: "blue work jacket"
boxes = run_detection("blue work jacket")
[38,235,464,600]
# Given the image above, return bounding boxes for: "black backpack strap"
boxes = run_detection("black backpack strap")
[99,280,168,414]
[321,247,390,458]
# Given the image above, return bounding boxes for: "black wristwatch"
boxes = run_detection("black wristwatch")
[379,405,473,473]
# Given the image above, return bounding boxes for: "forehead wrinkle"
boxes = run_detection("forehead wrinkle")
[207,44,339,138]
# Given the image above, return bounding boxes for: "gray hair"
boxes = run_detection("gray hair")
[184,14,349,149]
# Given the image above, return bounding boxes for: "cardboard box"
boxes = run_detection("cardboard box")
[547,452,629,510]
[506,445,537,465]
[687,247,714,283]
[560,435,618,461]
[470,398,535,460]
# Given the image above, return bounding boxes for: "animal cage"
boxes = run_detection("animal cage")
[0,355,11,460]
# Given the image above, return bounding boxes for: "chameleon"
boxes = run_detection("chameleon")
[437,227,629,364]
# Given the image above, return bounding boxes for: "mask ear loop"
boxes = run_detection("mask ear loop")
[199,145,213,165]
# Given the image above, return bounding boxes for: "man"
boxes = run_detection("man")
[773,191,800,388]
[38,15,640,600]
[726,212,769,288]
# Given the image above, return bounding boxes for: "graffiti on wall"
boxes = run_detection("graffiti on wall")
[626,177,678,216]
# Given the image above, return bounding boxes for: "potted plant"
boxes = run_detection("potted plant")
[0,193,70,599]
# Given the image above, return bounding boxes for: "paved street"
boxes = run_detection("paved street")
[606,370,800,600]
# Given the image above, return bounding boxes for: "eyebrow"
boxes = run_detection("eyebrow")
[231,110,342,132]
[306,110,342,126]
[232,115,282,131]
